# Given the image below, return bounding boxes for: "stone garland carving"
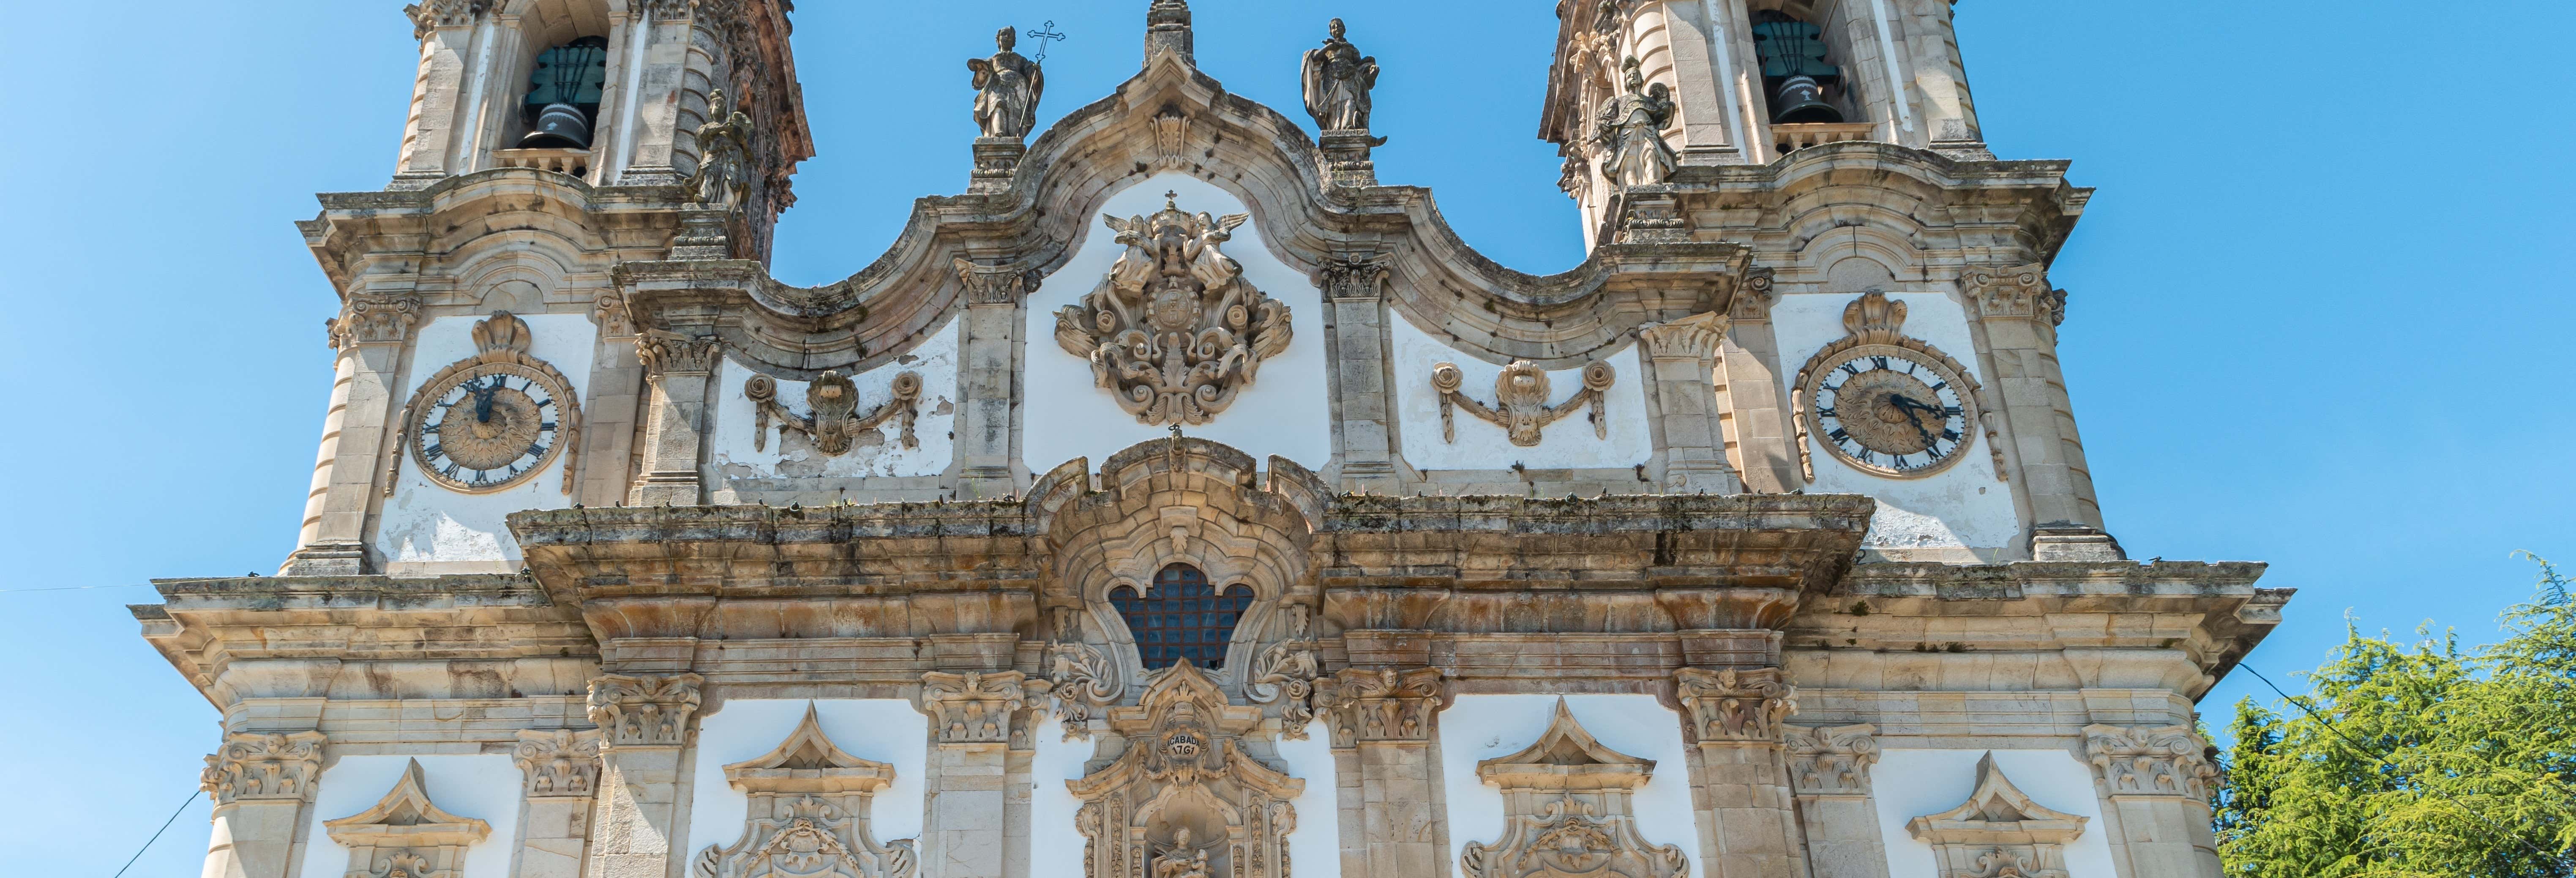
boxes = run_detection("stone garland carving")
[391,311,586,496]
[201,730,327,804]
[1594,57,1675,188]
[968,27,1044,139]
[1460,701,1688,878]
[326,293,423,349]
[1432,360,1616,447]
[695,706,918,878]
[1788,291,2006,483]
[1242,605,1321,739]
[323,759,493,878]
[2082,724,2220,800]
[1300,19,1379,132]
[1964,263,2067,328]
[1674,667,1796,743]
[1313,666,1444,747]
[1053,196,1293,426]
[514,728,603,798]
[1783,724,1880,796]
[690,89,755,211]
[745,371,922,454]
[586,672,704,748]
[1904,753,2085,878]
[920,671,1029,744]
[1067,663,1302,878]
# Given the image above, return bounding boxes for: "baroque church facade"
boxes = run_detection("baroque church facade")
[136,3,2289,878]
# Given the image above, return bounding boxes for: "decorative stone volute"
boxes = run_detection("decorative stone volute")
[1636,311,1727,363]
[326,293,423,349]
[1782,724,1880,796]
[2083,724,2220,799]
[1431,360,1616,447]
[1963,263,2067,327]
[920,670,1030,745]
[1674,667,1796,743]
[1461,701,1688,878]
[201,730,327,804]
[586,673,704,749]
[1313,666,1443,747]
[514,728,603,799]
[638,331,723,379]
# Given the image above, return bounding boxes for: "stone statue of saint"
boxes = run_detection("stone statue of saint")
[1300,18,1378,131]
[967,26,1044,139]
[1152,828,1214,878]
[1592,57,1676,187]
[689,88,753,210]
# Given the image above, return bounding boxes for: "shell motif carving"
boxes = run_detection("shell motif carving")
[1053,194,1293,426]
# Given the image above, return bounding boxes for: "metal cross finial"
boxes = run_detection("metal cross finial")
[1024,20,1067,63]
[1164,189,1179,209]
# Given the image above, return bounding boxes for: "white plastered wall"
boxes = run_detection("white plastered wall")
[1438,695,1702,878]
[1026,715,1341,878]
[374,313,597,575]
[707,318,961,483]
[1771,292,2017,552]
[1021,173,1333,473]
[1389,321,1654,472]
[297,755,522,878]
[685,700,931,864]
[1871,748,2117,878]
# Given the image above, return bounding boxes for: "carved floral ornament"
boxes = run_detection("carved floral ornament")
[695,705,917,878]
[1053,194,1293,426]
[514,728,603,799]
[1964,263,2067,327]
[1461,701,1689,878]
[327,293,423,349]
[920,670,1032,745]
[201,730,327,804]
[1242,604,1322,739]
[1905,753,2086,878]
[2083,723,2221,800]
[586,672,704,748]
[1313,666,1444,747]
[395,311,585,496]
[1433,359,1616,447]
[1674,667,1796,743]
[1066,663,1302,878]
[746,370,922,455]
[323,759,493,878]
[1789,291,2007,483]
[1783,723,1881,796]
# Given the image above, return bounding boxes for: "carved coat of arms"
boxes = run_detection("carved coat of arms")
[1054,193,1293,425]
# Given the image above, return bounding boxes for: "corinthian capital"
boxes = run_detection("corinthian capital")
[1315,255,1390,302]
[1782,723,1879,796]
[325,293,423,349]
[1636,311,1727,362]
[2082,723,2219,799]
[1313,666,1443,747]
[1675,667,1796,743]
[513,728,603,798]
[402,0,489,40]
[201,730,327,804]
[637,330,722,379]
[1962,263,2066,327]
[586,673,704,748]
[952,258,1040,305]
[920,670,1032,745]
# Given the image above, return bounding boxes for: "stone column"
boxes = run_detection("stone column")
[513,728,604,878]
[1319,257,1401,491]
[919,671,1034,878]
[577,296,646,507]
[583,673,703,878]
[1896,0,1989,157]
[617,8,713,186]
[284,293,421,575]
[1784,724,1890,878]
[1637,311,1744,494]
[1715,270,1799,493]
[1962,264,2115,554]
[199,731,327,878]
[1315,667,1448,878]
[1640,0,1744,164]
[2084,724,2222,878]
[629,332,720,506]
[391,5,483,186]
[952,259,1034,498]
[1673,667,1806,878]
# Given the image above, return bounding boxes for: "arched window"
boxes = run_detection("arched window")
[1750,11,1846,125]
[520,36,609,149]
[1109,564,1255,670]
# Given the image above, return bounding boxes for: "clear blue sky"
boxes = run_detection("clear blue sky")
[3,1,2569,874]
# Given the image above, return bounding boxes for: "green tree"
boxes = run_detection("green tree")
[2217,556,2576,877]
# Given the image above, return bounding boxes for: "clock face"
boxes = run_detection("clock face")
[1802,346,1977,478]
[409,364,568,493]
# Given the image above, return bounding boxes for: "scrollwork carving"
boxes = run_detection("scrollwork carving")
[1313,666,1443,747]
[586,672,704,748]
[1432,360,1615,447]
[1064,663,1302,878]
[745,371,921,454]
[324,759,492,878]
[201,731,327,804]
[920,671,1029,744]
[1782,723,1879,796]
[2082,723,2219,800]
[1242,605,1320,739]
[1674,667,1795,743]
[1963,263,2066,327]
[639,331,723,378]
[1053,195,1293,426]
[1043,639,1121,740]
[326,294,423,349]
[1905,753,2085,878]
[514,728,602,799]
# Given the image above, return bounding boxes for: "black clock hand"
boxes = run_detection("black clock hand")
[472,384,499,423]
[1887,394,1940,446]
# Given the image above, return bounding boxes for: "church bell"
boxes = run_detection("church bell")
[1770,75,1845,124]
[519,37,609,150]
[1750,14,1846,125]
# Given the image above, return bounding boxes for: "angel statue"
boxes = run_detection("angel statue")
[1055,193,1294,426]
[1593,56,1677,187]
[689,88,754,210]
[1300,18,1379,131]
[967,26,1044,139]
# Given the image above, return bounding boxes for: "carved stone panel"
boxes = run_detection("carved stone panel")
[322,759,494,878]
[1904,754,2086,878]
[694,706,917,878]
[587,673,704,749]
[1052,194,1293,426]
[1431,360,1616,446]
[202,731,327,804]
[1674,667,1796,743]
[1065,663,1303,878]
[1460,701,1689,878]
[1042,637,1123,741]
[1242,605,1321,739]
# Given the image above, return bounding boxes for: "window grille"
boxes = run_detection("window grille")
[1109,564,1255,669]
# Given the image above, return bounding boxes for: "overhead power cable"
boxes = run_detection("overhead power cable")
[110,789,200,878]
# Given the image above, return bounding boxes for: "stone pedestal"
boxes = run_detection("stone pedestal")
[971,137,1026,192]
[920,671,1031,878]
[1318,129,1386,188]
[668,207,736,260]
[1320,256,1401,491]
